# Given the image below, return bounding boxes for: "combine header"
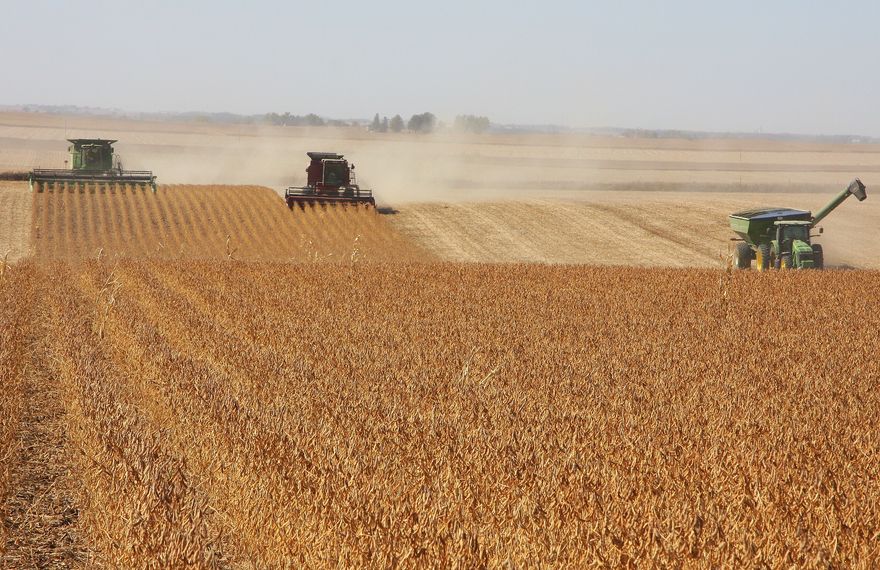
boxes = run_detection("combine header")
[729,178,867,270]
[30,139,157,193]
[285,152,375,208]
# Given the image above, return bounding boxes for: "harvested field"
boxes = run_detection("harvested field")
[0,182,31,261]
[2,260,879,566]
[390,199,733,265]
[31,184,427,262]
[390,190,880,267]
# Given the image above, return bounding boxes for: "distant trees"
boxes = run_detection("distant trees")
[407,112,436,133]
[217,112,491,133]
[454,115,491,134]
[263,112,328,127]
[269,110,489,134]
[370,114,390,133]
[392,112,490,134]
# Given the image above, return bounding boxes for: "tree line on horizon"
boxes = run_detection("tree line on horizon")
[260,111,491,134]
[370,113,491,134]
[262,113,350,127]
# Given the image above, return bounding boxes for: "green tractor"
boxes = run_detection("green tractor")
[729,179,867,271]
[29,139,157,192]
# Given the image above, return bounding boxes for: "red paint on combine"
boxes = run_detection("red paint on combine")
[285,152,376,209]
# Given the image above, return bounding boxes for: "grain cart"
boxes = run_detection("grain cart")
[284,152,375,208]
[30,139,157,192]
[729,178,867,270]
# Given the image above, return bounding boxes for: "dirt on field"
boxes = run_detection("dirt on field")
[31,184,427,262]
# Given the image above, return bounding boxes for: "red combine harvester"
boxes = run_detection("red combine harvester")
[284,152,375,208]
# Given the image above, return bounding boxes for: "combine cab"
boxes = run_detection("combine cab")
[30,139,157,193]
[285,152,375,208]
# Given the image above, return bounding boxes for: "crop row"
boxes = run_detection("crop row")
[2,262,879,566]
[31,185,427,262]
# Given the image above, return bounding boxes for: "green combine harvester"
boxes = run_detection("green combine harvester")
[729,178,867,270]
[29,139,157,193]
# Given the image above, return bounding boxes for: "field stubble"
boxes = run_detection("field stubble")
[0,260,878,567]
[389,191,880,268]
[0,182,32,261]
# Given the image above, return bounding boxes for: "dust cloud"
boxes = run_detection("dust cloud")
[126,129,521,204]
[1,112,878,268]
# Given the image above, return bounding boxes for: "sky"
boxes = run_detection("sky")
[1,0,878,136]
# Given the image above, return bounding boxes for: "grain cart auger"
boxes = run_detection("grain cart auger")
[729,178,867,271]
[284,152,375,209]
[29,139,157,193]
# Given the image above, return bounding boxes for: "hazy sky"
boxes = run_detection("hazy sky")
[1,0,877,135]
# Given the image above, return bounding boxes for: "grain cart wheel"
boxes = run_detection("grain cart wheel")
[811,244,824,270]
[734,242,753,269]
[780,254,792,270]
[756,244,771,272]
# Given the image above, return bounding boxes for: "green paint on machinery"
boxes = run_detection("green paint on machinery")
[29,139,157,193]
[729,178,867,271]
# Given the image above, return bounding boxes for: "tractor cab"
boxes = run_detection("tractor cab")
[774,221,811,245]
[68,139,118,171]
[772,220,816,269]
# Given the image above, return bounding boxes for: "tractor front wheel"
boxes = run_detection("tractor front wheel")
[734,242,752,270]
[780,254,792,270]
[756,244,771,272]
[812,244,824,270]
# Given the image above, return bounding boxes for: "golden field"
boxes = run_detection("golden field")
[29,183,424,263]
[1,261,879,567]
[1,112,879,567]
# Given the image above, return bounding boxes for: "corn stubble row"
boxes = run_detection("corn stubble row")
[1,261,879,567]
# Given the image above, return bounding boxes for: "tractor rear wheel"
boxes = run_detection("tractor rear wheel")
[756,244,771,272]
[780,254,792,270]
[812,244,824,270]
[733,242,752,269]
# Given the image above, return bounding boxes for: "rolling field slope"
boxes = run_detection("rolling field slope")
[390,191,880,267]
[31,185,427,262]
[2,261,879,566]
[390,199,732,265]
